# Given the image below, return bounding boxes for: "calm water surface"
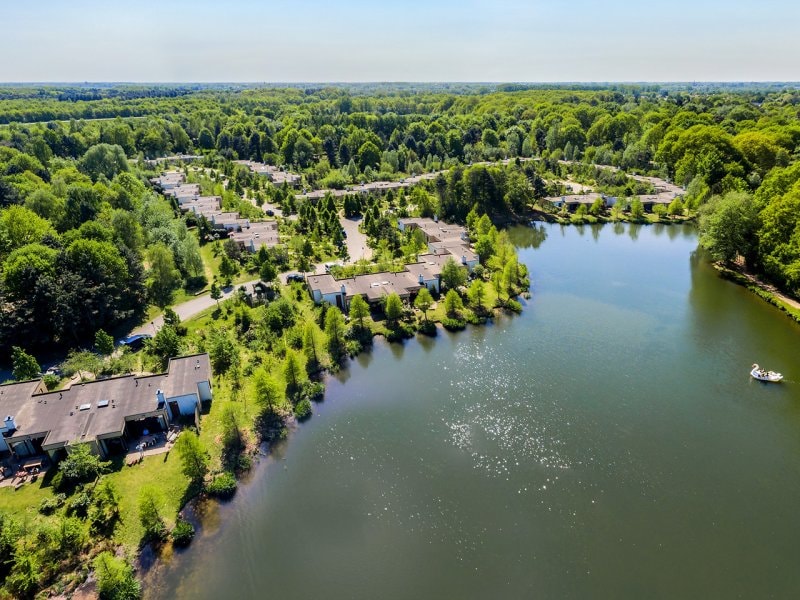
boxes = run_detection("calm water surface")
[147,223,800,599]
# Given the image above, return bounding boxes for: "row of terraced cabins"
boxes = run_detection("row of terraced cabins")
[0,354,212,461]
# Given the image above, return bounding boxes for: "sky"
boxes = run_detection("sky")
[2,0,799,82]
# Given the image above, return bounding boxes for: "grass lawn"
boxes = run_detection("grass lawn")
[106,451,191,549]
[0,474,56,520]
[200,242,221,282]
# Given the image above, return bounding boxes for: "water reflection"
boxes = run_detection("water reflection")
[506,223,548,249]
[388,339,405,360]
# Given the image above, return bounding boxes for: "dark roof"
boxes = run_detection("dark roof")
[0,354,211,449]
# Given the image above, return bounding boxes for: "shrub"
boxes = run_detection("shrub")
[465,312,487,325]
[505,299,523,313]
[43,374,60,391]
[417,320,437,336]
[236,453,253,472]
[39,493,67,515]
[442,317,466,331]
[50,470,65,492]
[67,490,93,517]
[171,518,195,548]
[385,322,415,342]
[299,380,325,401]
[93,552,141,600]
[207,472,237,500]
[294,398,312,421]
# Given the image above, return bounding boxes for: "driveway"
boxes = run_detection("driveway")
[340,213,372,261]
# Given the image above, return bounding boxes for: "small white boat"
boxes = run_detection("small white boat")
[751,363,783,382]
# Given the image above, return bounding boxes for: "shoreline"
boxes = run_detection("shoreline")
[714,263,800,324]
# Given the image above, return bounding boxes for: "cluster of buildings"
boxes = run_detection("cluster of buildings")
[0,354,212,461]
[235,160,302,188]
[307,217,478,311]
[545,174,685,213]
[151,171,279,253]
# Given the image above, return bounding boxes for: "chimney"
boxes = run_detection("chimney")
[340,284,346,296]
[433,214,438,222]
[156,389,166,409]
[4,415,17,431]
[461,255,467,265]
[418,273,424,284]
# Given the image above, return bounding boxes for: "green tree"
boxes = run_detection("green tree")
[444,289,463,317]
[357,141,381,171]
[207,329,238,373]
[441,257,467,290]
[0,205,57,256]
[324,306,347,362]
[59,443,111,483]
[667,197,685,216]
[384,292,403,323]
[2,244,58,297]
[79,143,130,182]
[468,279,487,311]
[504,170,533,213]
[138,487,167,542]
[147,243,182,307]
[414,287,434,322]
[175,234,204,280]
[95,329,114,356]
[302,321,323,373]
[253,367,283,410]
[174,431,209,485]
[699,191,760,266]
[349,294,370,328]
[11,346,40,380]
[148,325,182,369]
[163,307,180,327]
[6,549,41,599]
[219,254,238,286]
[283,349,306,400]
[88,479,121,536]
[210,282,222,307]
[259,258,276,283]
[629,198,645,220]
[474,235,495,263]
[94,551,141,600]
[63,349,103,380]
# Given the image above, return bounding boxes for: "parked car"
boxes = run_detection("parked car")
[118,333,152,351]
[265,209,275,216]
[286,273,305,283]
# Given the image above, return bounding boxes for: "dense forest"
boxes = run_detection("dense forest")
[1,84,800,357]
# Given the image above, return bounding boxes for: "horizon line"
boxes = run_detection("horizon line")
[2,80,800,86]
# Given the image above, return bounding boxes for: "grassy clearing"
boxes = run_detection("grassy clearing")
[0,474,56,519]
[106,452,191,549]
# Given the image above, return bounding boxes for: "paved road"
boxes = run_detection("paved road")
[131,281,257,335]
[340,214,372,262]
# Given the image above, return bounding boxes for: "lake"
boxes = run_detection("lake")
[146,222,800,599]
